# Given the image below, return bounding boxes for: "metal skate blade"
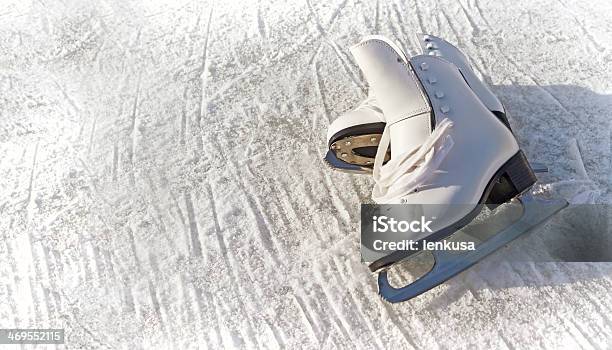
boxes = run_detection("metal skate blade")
[377,193,568,303]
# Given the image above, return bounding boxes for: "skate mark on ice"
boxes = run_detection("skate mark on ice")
[472,0,494,29]
[329,44,365,93]
[184,275,222,349]
[313,60,331,129]
[26,275,41,325]
[504,262,607,346]
[77,157,114,206]
[42,285,57,325]
[552,270,612,346]
[275,179,318,240]
[320,170,352,227]
[24,141,39,214]
[216,298,248,348]
[28,229,55,326]
[556,0,612,28]
[329,0,349,25]
[206,66,255,103]
[212,248,267,348]
[456,1,483,37]
[169,189,187,229]
[180,86,188,146]
[101,248,116,285]
[282,267,342,345]
[196,240,262,350]
[147,279,164,328]
[311,259,375,348]
[306,0,363,93]
[310,271,355,347]
[147,254,169,336]
[303,0,350,68]
[177,275,196,338]
[475,33,582,125]
[4,283,19,326]
[197,5,214,126]
[58,290,115,349]
[568,138,590,180]
[212,140,284,265]
[241,106,264,160]
[128,70,142,182]
[349,278,413,349]
[328,256,386,350]
[52,79,81,115]
[112,142,119,181]
[144,175,183,256]
[369,275,419,348]
[204,183,226,257]
[184,191,203,257]
[206,184,287,346]
[439,9,463,46]
[306,0,349,36]
[87,116,97,156]
[412,0,428,36]
[306,42,324,67]
[443,41,580,132]
[374,0,380,33]
[233,179,283,266]
[126,227,143,274]
[90,241,107,289]
[292,294,321,345]
[443,3,499,87]
[256,0,267,40]
[555,0,606,54]
[498,333,517,350]
[390,2,412,53]
[3,242,21,325]
[553,263,612,336]
[526,86,581,125]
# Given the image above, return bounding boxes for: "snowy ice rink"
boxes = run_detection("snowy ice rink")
[1,0,611,348]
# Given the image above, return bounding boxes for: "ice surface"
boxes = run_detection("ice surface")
[0,0,611,348]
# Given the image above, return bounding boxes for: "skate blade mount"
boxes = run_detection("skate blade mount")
[377,193,568,303]
[325,132,548,175]
[325,133,390,173]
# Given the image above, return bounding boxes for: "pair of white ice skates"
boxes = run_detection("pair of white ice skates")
[324,34,567,303]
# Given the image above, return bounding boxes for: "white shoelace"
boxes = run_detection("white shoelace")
[372,118,455,204]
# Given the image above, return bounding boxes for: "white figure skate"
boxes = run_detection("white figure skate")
[324,34,512,174]
[348,36,567,303]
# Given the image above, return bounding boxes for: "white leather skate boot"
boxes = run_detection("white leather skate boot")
[324,33,510,173]
[350,36,566,303]
[351,35,544,283]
